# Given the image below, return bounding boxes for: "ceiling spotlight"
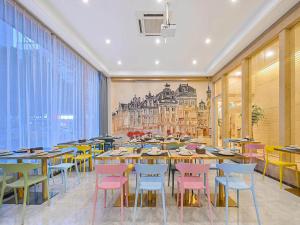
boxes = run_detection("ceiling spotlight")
[192,60,197,65]
[266,50,274,58]
[157,0,163,3]
[117,60,122,65]
[105,39,111,44]
[231,0,238,3]
[82,0,89,3]
[155,60,160,65]
[155,38,161,45]
[205,38,211,44]
[235,71,242,76]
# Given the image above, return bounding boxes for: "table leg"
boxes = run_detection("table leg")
[41,159,49,200]
[218,159,225,203]
[89,156,93,171]
[17,159,24,198]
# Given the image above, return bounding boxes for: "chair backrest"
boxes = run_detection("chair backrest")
[0,163,40,183]
[95,164,127,176]
[217,163,256,175]
[245,144,265,150]
[185,144,199,150]
[265,145,283,160]
[135,164,167,176]
[77,145,91,153]
[176,163,210,176]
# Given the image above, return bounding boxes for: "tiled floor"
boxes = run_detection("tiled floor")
[0,165,300,225]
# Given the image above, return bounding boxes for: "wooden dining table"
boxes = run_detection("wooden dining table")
[96,147,244,207]
[0,148,74,202]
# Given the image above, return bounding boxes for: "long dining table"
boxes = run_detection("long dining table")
[96,148,244,207]
[0,148,74,203]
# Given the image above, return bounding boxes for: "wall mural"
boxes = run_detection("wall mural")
[111,81,211,139]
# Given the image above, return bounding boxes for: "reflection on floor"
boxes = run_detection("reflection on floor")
[0,164,300,225]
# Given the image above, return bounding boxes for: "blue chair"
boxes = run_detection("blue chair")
[214,163,261,225]
[133,164,168,225]
[48,147,80,192]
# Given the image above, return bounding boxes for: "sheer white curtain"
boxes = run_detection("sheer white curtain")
[0,0,101,151]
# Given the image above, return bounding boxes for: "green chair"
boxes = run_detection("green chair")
[0,163,49,225]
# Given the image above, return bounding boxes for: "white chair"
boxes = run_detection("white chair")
[48,147,80,192]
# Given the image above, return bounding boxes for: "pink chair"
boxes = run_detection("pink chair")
[92,164,129,224]
[243,144,265,163]
[176,163,213,224]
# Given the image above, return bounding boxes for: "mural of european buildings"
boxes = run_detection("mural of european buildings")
[112,83,211,137]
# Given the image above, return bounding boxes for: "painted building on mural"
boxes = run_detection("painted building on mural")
[112,83,211,137]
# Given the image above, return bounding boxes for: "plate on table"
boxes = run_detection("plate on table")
[0,151,13,156]
[109,150,126,156]
[218,151,235,156]
[147,150,163,156]
[48,149,62,153]
[178,151,193,156]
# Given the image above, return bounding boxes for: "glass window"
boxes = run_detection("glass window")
[250,40,279,145]
[214,79,222,146]
[0,0,100,150]
[227,66,242,138]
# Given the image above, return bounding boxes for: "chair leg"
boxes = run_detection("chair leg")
[125,183,129,207]
[263,161,268,179]
[214,180,218,207]
[251,188,262,225]
[92,186,98,225]
[225,187,229,225]
[0,184,6,207]
[27,187,30,205]
[161,187,167,225]
[180,188,184,223]
[279,166,283,189]
[172,170,175,196]
[83,160,86,173]
[140,190,143,207]
[75,162,80,184]
[176,182,179,207]
[237,190,239,208]
[21,186,28,225]
[206,186,213,225]
[63,169,68,192]
[133,186,139,224]
[120,188,124,222]
[295,165,299,188]
[168,161,171,186]
[13,188,18,204]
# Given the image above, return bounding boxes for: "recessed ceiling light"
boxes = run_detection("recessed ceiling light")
[205,38,211,44]
[155,60,160,65]
[231,0,238,3]
[266,50,274,58]
[192,60,197,65]
[155,38,161,45]
[157,0,163,3]
[235,71,242,76]
[117,60,122,65]
[105,39,111,44]
[82,0,89,4]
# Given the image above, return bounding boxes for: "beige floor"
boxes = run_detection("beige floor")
[0,166,300,225]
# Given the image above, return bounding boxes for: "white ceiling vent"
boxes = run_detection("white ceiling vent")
[136,12,165,36]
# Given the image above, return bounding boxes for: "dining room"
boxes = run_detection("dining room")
[1,0,300,225]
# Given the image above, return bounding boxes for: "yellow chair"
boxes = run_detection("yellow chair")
[91,141,105,159]
[74,145,93,173]
[263,145,298,189]
[55,145,74,163]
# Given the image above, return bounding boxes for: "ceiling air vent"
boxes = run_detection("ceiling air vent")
[136,12,165,36]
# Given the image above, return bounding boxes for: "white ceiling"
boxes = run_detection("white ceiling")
[19,0,299,76]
